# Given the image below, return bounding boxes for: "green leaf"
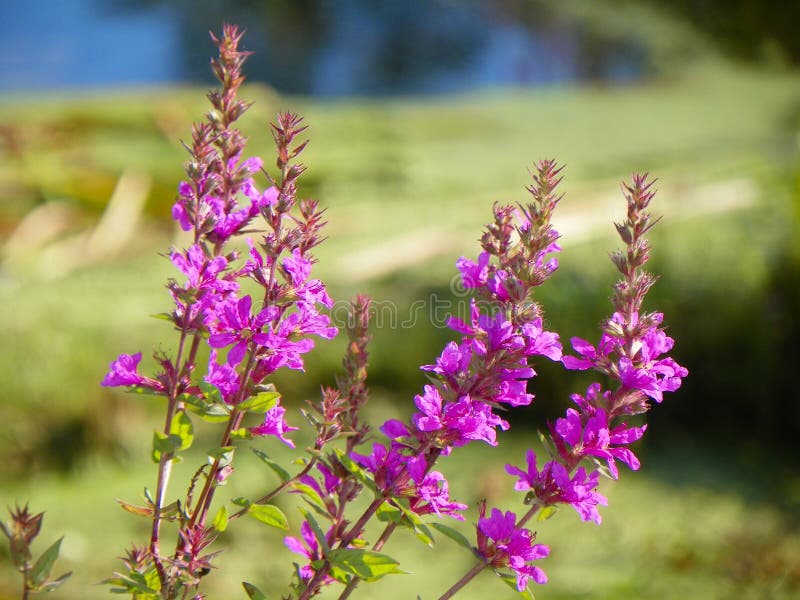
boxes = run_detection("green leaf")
[102,570,159,595]
[497,571,535,599]
[116,499,154,518]
[242,581,268,600]
[232,497,251,508]
[212,505,229,532]
[537,505,558,522]
[238,391,280,413]
[377,501,433,547]
[30,537,63,586]
[198,381,223,403]
[430,523,472,550]
[171,411,194,451]
[334,448,380,496]
[247,504,288,530]
[231,427,252,440]
[251,448,291,483]
[289,482,325,511]
[149,312,174,322]
[299,509,330,555]
[127,387,165,398]
[38,571,72,592]
[376,502,403,524]
[208,446,235,467]
[184,385,230,422]
[326,549,404,583]
[152,431,181,463]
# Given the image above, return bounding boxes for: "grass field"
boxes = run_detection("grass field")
[1,59,799,598]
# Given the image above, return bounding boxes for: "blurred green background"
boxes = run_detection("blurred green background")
[1,1,800,598]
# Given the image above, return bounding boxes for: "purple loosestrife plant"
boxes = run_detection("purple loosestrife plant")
[101,26,339,599]
[96,24,687,600]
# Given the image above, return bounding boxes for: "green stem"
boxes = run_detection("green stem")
[437,562,487,600]
[151,329,189,589]
[187,350,256,530]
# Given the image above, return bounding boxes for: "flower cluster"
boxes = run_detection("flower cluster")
[476,504,549,590]
[99,26,337,597]
[95,24,688,600]
[503,176,688,553]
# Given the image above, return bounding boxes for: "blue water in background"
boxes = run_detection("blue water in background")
[0,0,646,96]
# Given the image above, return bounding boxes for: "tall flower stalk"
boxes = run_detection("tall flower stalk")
[436,172,688,598]
[102,26,337,599]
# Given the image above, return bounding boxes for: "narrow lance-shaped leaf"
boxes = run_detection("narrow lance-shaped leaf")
[430,523,472,550]
[208,446,235,467]
[299,508,330,555]
[252,448,291,483]
[289,482,326,512]
[498,571,536,600]
[242,581,269,599]
[30,537,63,586]
[116,499,155,518]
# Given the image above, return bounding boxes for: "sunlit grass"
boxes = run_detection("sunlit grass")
[1,62,799,598]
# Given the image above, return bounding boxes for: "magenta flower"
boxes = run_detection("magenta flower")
[408,470,467,520]
[351,443,414,494]
[379,418,412,440]
[169,244,234,294]
[476,507,549,590]
[250,404,298,447]
[456,251,490,288]
[101,353,165,392]
[284,521,334,585]
[282,248,312,286]
[205,351,240,404]
[561,337,599,371]
[208,295,279,365]
[505,450,608,524]
[421,341,472,381]
[297,463,341,498]
[520,318,563,361]
[412,386,509,447]
[553,408,646,478]
[279,304,338,341]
